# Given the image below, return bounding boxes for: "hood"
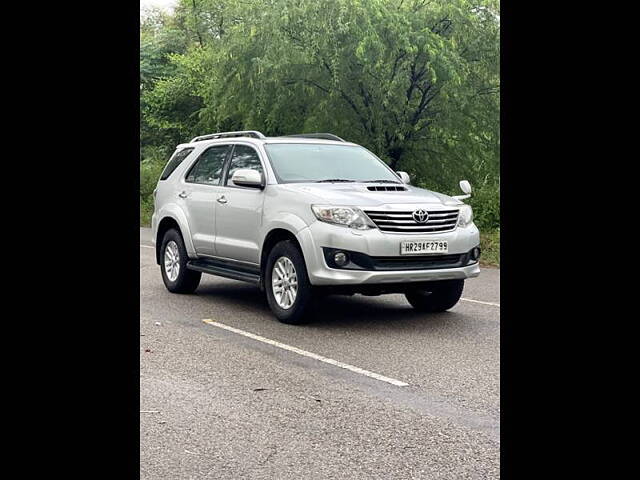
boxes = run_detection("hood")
[277,183,462,207]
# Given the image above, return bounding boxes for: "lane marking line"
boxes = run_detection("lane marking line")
[461,297,500,307]
[202,319,410,387]
[140,244,154,249]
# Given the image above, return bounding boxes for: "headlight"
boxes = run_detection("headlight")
[311,205,377,230]
[457,205,473,227]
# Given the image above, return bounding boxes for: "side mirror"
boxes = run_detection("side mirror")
[231,168,264,188]
[396,171,411,184]
[453,180,472,200]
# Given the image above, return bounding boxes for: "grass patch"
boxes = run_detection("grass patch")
[480,229,500,267]
[140,199,153,228]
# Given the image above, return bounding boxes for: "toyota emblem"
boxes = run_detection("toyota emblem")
[412,209,429,223]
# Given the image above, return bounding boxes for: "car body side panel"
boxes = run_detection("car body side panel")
[179,183,219,256]
[260,187,317,247]
[214,187,266,264]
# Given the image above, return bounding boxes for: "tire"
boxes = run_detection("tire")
[405,279,464,312]
[160,228,201,294]
[265,240,315,324]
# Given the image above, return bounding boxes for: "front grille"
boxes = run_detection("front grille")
[364,209,459,233]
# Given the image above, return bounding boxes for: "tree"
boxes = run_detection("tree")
[141,0,500,196]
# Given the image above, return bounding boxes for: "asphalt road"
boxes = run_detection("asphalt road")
[140,228,500,479]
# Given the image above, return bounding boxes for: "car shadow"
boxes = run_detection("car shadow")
[306,294,462,331]
[193,280,466,332]
[194,282,271,311]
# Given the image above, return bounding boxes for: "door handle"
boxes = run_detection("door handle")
[178,191,189,199]
[217,195,228,204]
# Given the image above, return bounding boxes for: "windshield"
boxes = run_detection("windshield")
[264,144,400,184]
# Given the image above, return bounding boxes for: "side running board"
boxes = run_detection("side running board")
[186,258,261,285]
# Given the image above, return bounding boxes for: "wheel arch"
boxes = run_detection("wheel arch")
[155,209,195,264]
[259,228,305,290]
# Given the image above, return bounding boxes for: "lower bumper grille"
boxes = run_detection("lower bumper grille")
[373,254,464,270]
[323,248,475,271]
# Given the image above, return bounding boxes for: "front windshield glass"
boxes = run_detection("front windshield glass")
[264,143,400,184]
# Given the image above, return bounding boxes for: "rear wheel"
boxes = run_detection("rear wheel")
[405,279,464,312]
[265,240,315,324]
[160,228,201,293]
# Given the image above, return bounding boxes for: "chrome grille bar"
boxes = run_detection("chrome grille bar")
[372,218,455,225]
[364,209,459,233]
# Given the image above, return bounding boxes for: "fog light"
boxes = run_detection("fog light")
[471,247,481,261]
[334,251,349,267]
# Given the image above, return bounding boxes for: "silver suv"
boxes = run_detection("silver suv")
[151,130,480,324]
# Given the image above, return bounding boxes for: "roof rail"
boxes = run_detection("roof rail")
[285,133,346,142]
[190,130,266,142]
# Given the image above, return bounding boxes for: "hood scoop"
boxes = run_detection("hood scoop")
[366,185,408,192]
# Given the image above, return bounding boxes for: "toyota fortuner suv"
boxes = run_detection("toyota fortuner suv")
[151,130,481,324]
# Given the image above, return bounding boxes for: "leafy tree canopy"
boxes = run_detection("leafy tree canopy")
[140,0,499,201]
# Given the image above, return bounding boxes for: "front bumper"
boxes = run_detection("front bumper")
[297,220,481,286]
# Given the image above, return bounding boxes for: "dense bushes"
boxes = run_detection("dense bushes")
[140,148,167,226]
[467,182,500,231]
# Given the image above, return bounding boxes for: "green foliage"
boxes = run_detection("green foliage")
[140,149,167,226]
[467,182,500,230]
[139,0,500,256]
[140,198,155,228]
[140,157,165,201]
[480,229,500,267]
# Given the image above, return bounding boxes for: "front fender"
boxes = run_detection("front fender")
[156,203,197,258]
[260,213,309,250]
[265,212,309,233]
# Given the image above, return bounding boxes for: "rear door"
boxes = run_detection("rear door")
[214,143,266,264]
[179,144,230,256]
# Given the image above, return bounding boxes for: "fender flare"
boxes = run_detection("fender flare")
[156,204,197,258]
[259,214,317,282]
[260,213,309,251]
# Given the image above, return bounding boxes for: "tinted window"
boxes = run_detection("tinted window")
[185,145,229,185]
[160,148,194,181]
[226,145,263,186]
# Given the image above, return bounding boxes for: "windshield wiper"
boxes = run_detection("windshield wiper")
[315,179,356,183]
[362,179,401,184]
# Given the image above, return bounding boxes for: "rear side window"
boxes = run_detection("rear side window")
[185,145,230,185]
[160,148,194,181]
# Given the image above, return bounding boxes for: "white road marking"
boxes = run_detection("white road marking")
[461,297,500,307]
[140,244,154,249]
[202,319,410,387]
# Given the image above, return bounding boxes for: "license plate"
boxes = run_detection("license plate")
[400,240,448,255]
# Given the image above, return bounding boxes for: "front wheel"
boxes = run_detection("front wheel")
[265,240,315,324]
[405,279,464,312]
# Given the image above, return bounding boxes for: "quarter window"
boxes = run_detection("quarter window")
[226,145,263,186]
[160,148,194,181]
[185,145,230,185]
